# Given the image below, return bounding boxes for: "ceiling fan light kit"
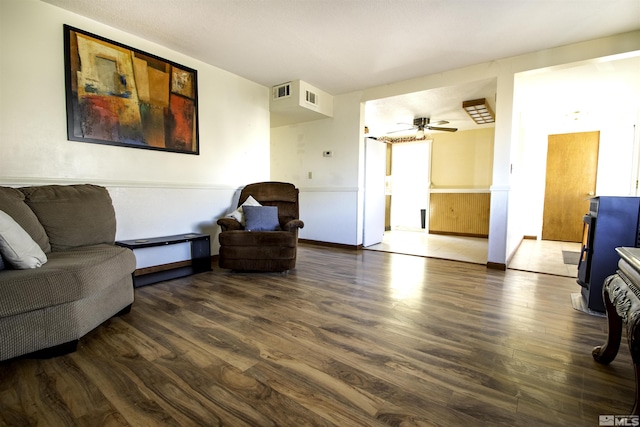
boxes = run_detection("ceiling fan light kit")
[413,117,429,128]
[462,98,495,124]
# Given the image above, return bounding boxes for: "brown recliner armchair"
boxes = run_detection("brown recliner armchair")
[217,182,304,272]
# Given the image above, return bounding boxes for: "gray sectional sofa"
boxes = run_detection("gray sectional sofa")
[0,184,136,361]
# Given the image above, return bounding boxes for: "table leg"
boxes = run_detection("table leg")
[627,310,640,415]
[593,276,623,365]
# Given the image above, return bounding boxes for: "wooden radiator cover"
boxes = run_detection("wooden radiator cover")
[429,192,490,237]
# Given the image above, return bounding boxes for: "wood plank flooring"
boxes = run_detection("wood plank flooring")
[0,244,635,426]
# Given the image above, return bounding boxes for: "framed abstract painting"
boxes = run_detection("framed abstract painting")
[63,25,199,154]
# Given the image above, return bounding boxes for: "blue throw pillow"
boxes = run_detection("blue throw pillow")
[243,205,280,231]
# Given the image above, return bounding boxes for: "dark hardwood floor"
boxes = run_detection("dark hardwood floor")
[0,244,634,426]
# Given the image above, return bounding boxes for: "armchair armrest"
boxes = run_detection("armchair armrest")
[282,219,304,232]
[217,217,243,232]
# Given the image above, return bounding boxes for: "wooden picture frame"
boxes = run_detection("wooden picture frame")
[63,25,199,155]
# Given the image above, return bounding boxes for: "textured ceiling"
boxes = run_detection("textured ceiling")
[41,0,640,96]
[40,0,640,134]
[364,78,498,136]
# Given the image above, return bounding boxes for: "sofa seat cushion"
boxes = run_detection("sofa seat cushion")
[218,231,297,271]
[218,230,297,247]
[0,244,135,318]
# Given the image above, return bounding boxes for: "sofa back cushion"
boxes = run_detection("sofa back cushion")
[20,184,117,251]
[239,182,299,227]
[0,187,51,253]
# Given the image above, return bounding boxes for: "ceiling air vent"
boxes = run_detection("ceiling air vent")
[272,82,291,100]
[305,90,318,106]
[269,80,333,126]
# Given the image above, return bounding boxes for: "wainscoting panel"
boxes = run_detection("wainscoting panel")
[298,188,359,246]
[429,192,491,237]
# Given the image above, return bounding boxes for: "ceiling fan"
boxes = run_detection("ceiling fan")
[389,117,458,136]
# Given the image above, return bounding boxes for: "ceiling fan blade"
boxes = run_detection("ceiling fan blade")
[427,126,458,132]
[429,120,449,126]
[387,126,416,134]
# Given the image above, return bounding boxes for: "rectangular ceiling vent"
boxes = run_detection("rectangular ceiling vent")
[305,90,318,106]
[272,82,291,100]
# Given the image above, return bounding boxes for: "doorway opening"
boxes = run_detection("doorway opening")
[364,135,490,265]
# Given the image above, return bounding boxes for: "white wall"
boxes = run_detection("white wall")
[271,92,363,245]
[0,0,271,265]
[272,30,640,264]
[371,33,640,265]
[513,54,640,240]
[3,2,640,266]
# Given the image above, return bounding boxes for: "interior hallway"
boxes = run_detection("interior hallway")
[365,230,582,278]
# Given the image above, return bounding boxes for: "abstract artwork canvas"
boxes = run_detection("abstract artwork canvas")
[63,25,199,154]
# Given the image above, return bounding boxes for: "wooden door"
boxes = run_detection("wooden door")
[542,131,599,242]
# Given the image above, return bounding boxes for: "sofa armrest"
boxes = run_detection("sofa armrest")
[217,217,243,232]
[282,219,304,232]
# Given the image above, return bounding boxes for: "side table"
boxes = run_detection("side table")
[116,233,211,287]
[592,246,640,415]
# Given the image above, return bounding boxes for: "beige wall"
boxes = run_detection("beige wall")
[430,128,494,189]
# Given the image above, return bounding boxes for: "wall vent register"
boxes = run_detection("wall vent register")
[305,90,317,105]
[272,82,291,100]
